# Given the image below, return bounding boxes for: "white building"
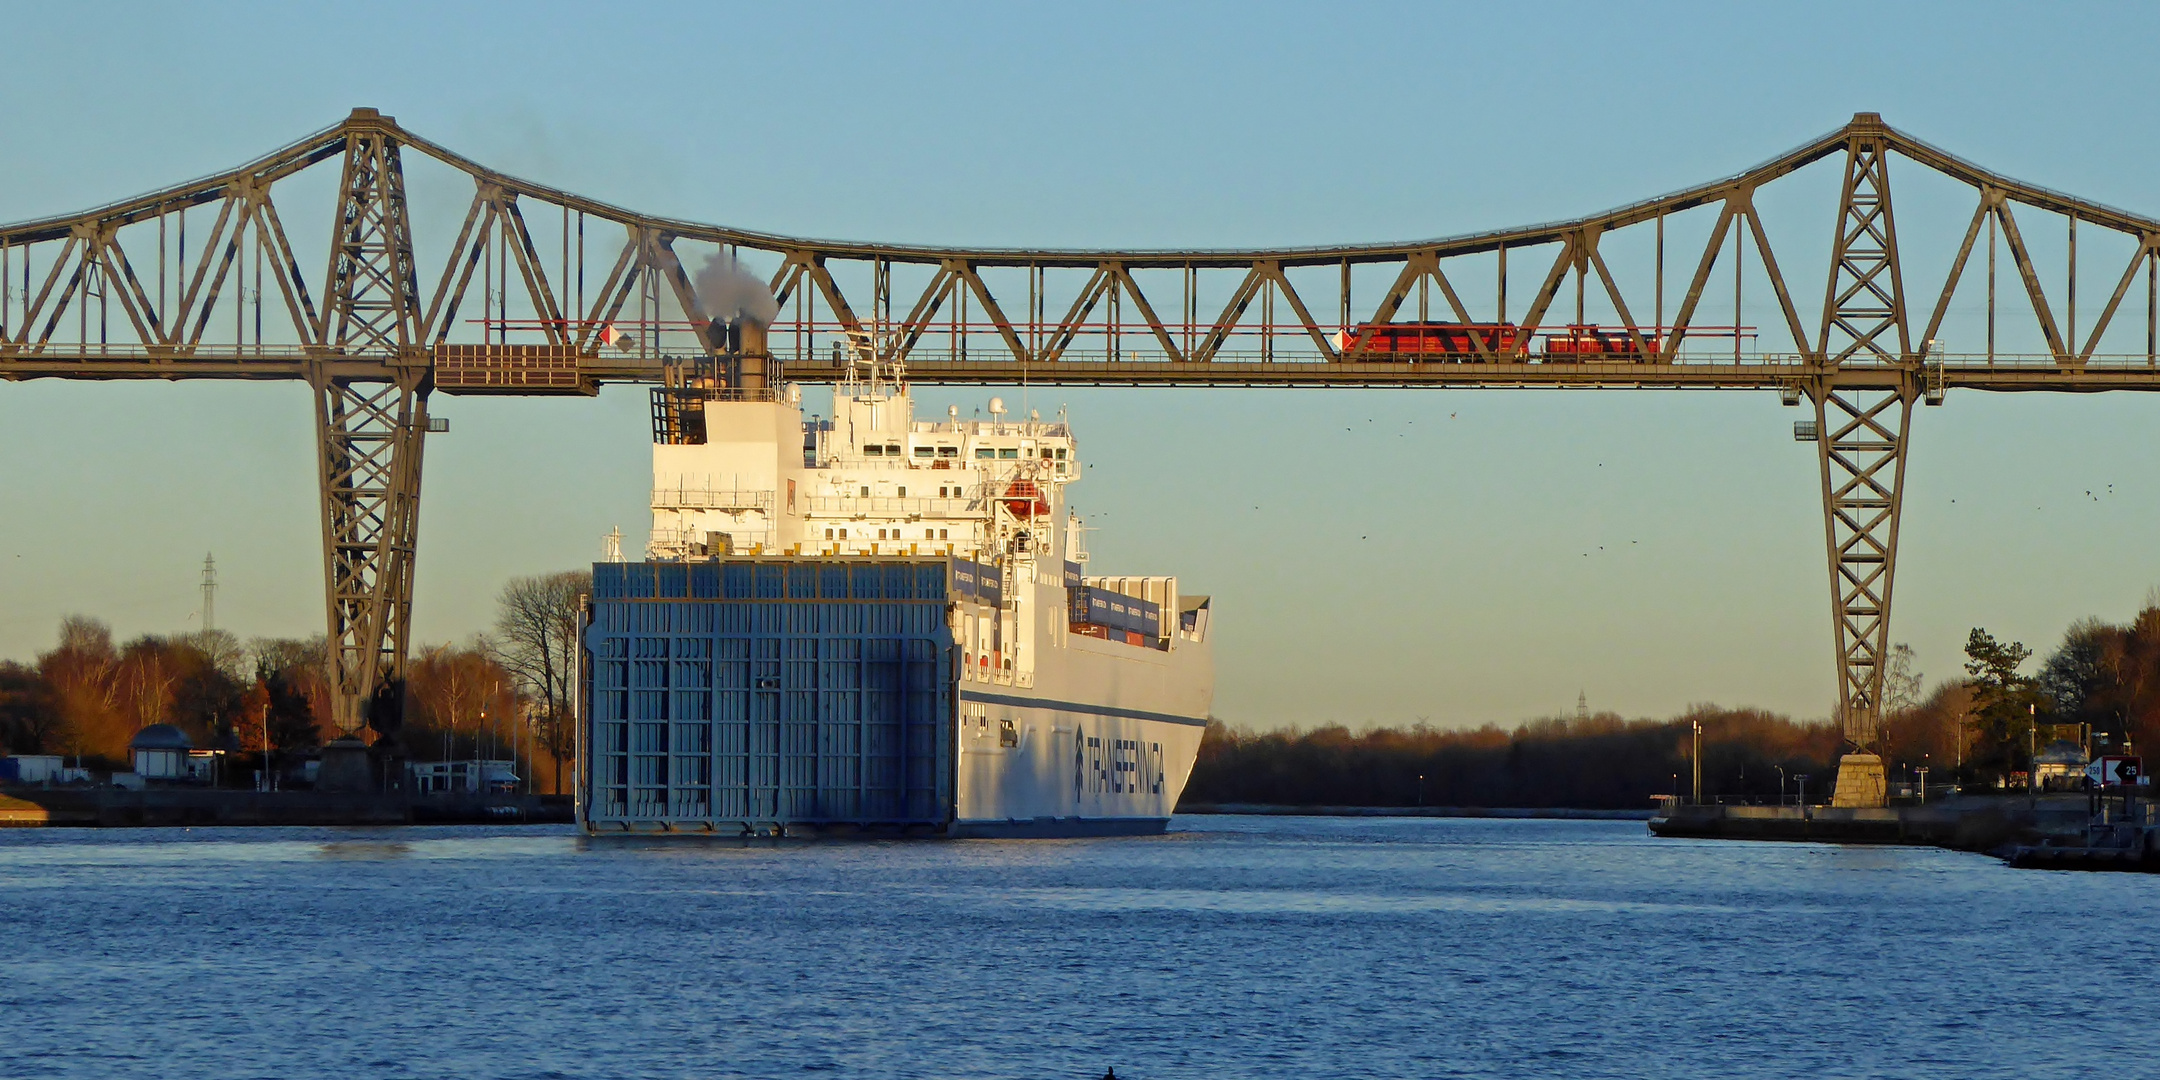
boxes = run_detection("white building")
[129,724,221,784]
[409,760,520,794]
[0,755,87,785]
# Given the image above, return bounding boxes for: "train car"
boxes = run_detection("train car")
[1335,322,1521,358]
[1540,324,1662,361]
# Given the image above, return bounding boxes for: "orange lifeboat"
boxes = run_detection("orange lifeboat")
[1000,479,1050,519]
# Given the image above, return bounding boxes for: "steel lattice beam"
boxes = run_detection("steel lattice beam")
[9,109,2160,390]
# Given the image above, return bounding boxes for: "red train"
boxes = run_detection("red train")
[1336,322,1522,357]
[1540,324,1663,360]
[1336,322,1664,361]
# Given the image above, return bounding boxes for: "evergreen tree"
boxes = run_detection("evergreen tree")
[1964,628,2039,781]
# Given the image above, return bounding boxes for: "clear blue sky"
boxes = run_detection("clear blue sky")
[4,1,2158,729]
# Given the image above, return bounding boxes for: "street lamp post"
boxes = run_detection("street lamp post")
[1796,774,1809,809]
[2028,702,2038,799]
[1774,765,1786,807]
[1691,720,1703,806]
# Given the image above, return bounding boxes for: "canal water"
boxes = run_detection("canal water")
[1,816,2149,1078]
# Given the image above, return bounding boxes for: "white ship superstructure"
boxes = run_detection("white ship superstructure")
[581,351,1213,837]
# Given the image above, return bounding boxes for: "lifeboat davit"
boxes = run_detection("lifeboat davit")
[1000,479,1050,519]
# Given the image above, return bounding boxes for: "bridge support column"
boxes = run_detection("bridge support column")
[1813,383,1913,807]
[312,110,430,781]
[312,376,428,771]
[1811,115,1914,808]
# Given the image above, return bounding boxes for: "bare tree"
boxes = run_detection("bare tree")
[492,571,590,792]
[249,635,334,743]
[39,616,122,762]
[1884,643,1924,717]
[182,629,249,682]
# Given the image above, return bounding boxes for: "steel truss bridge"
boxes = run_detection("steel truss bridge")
[5,109,2158,796]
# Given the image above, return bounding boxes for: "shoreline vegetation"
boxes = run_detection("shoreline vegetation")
[7,589,2159,815]
[1184,600,2160,811]
[0,573,588,793]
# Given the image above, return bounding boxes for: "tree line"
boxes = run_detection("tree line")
[1186,601,2160,809]
[1888,603,2160,782]
[1185,706,1842,810]
[0,571,589,793]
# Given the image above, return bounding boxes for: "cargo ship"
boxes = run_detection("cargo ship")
[577,349,1213,837]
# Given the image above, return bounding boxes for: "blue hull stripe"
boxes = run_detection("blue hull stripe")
[954,817,1171,839]
[958,690,1209,728]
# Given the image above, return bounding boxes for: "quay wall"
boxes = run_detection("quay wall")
[1179,803,1655,820]
[1648,796,2089,853]
[0,788,571,828]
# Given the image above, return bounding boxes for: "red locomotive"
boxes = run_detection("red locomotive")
[1540,324,1662,360]
[1335,322,1522,358]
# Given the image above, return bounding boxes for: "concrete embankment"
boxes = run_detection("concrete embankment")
[1179,803,1655,821]
[0,788,572,828]
[1648,795,2088,855]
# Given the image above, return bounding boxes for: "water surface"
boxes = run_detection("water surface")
[2,816,2148,1078]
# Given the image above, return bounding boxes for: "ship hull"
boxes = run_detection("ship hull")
[950,629,1211,834]
[576,559,1211,838]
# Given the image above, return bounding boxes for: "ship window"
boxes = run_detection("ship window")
[839,528,848,539]
[999,719,1018,747]
[897,487,906,498]
[860,486,870,498]
[824,528,834,539]
[1041,448,1053,459]
[975,447,994,459]
[865,444,883,457]
[998,448,1019,459]
[885,444,901,456]
[939,529,948,539]
[1056,464,1066,475]
[914,446,934,458]
[1055,448,1067,460]
[939,445,959,458]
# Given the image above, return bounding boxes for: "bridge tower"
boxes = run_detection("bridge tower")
[1811,113,1916,808]
[312,108,431,764]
